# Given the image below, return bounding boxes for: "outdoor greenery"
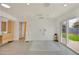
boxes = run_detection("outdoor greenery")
[62,33,79,41]
[62,33,66,38]
[1,22,6,32]
[68,33,79,41]
[68,20,79,41]
[62,20,79,41]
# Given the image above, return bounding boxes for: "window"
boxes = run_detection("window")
[67,18,79,53]
[0,16,7,33]
[1,22,6,32]
[61,18,79,53]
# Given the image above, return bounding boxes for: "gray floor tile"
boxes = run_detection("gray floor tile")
[0,40,76,55]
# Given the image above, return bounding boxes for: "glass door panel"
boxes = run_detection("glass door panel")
[67,18,79,53]
[61,21,67,45]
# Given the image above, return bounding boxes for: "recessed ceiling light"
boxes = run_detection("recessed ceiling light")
[27,3,30,5]
[1,3,10,8]
[64,4,68,7]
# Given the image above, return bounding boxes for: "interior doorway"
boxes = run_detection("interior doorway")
[19,21,26,41]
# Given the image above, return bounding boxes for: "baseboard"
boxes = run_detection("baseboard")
[25,41,29,43]
[8,41,13,43]
[0,41,13,47]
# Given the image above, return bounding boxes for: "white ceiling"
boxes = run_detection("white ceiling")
[0,3,78,18]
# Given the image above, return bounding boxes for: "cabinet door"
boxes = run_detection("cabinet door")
[8,20,14,40]
[2,34,8,44]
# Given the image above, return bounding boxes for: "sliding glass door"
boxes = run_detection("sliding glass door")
[61,21,67,45]
[61,18,79,53]
[67,18,79,53]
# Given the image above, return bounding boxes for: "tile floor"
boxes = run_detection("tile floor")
[0,40,76,55]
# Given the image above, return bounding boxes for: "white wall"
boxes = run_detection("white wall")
[28,16,58,41]
[14,20,19,40]
[0,10,16,20]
